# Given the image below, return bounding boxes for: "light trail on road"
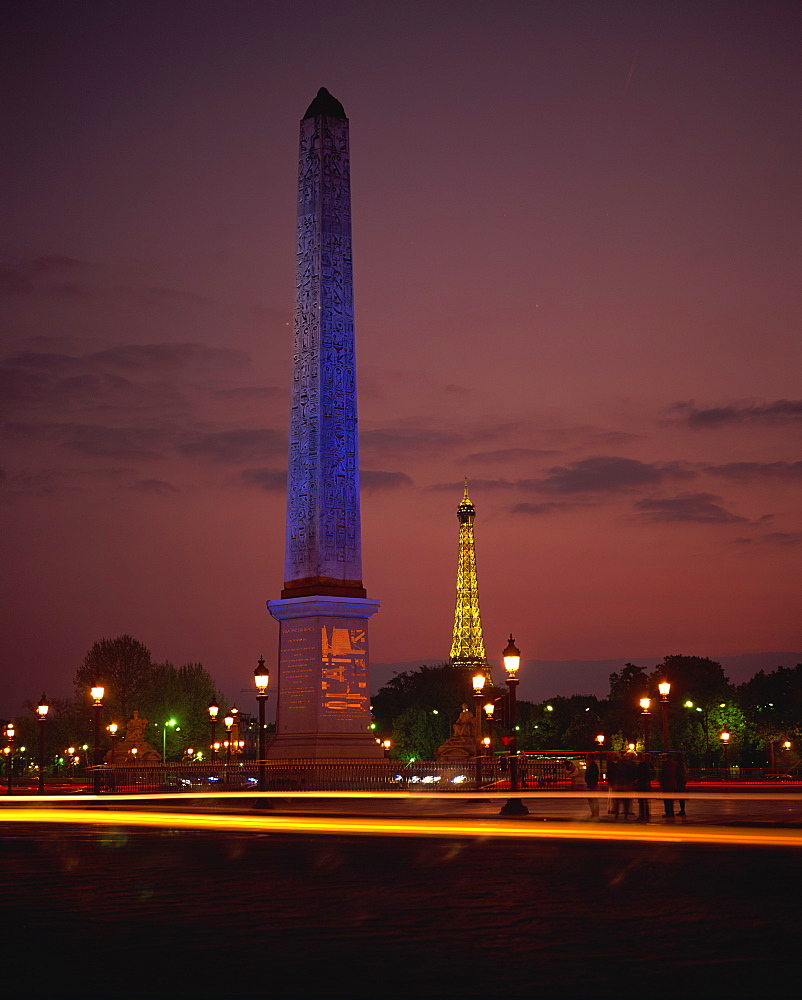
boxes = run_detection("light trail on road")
[1,805,801,849]
[3,789,802,803]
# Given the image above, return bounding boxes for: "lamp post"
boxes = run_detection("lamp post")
[254,656,270,792]
[483,702,495,759]
[595,733,605,780]
[162,718,178,761]
[107,723,118,792]
[500,635,529,816]
[36,694,49,795]
[720,730,730,781]
[639,697,651,755]
[658,681,670,752]
[5,723,15,795]
[208,702,219,760]
[472,672,486,790]
[90,682,104,793]
[224,713,234,787]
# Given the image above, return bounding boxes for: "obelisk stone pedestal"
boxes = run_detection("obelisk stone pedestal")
[267,597,381,759]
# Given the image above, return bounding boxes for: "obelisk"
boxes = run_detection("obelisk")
[266,88,381,759]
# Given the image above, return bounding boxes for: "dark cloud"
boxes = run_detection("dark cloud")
[0,257,90,296]
[27,255,89,274]
[734,531,802,547]
[240,468,287,491]
[178,429,284,463]
[211,386,281,401]
[427,478,518,493]
[361,428,466,456]
[670,399,802,428]
[511,501,573,515]
[586,430,641,447]
[361,470,414,491]
[0,469,64,497]
[526,456,694,495]
[3,352,90,374]
[5,421,168,460]
[465,447,563,463]
[0,267,34,296]
[48,282,91,299]
[129,479,179,494]
[634,493,747,524]
[704,461,802,482]
[0,344,250,417]
[111,285,209,305]
[91,343,249,371]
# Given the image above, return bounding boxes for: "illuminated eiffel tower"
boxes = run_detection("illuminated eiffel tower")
[449,481,487,670]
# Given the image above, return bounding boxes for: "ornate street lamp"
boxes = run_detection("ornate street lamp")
[5,723,15,796]
[90,682,104,793]
[639,697,652,755]
[720,729,731,780]
[36,694,49,795]
[382,739,392,759]
[658,680,671,752]
[472,672,486,790]
[224,713,234,767]
[208,701,219,760]
[107,723,118,792]
[483,701,495,758]
[254,656,270,792]
[500,635,528,816]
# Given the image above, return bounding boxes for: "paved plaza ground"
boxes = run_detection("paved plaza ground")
[2,794,800,997]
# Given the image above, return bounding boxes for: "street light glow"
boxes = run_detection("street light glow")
[254,656,269,694]
[502,634,520,678]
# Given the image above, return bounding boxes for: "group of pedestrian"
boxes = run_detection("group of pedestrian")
[607,750,643,820]
[564,750,687,821]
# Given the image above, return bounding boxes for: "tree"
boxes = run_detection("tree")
[608,663,649,703]
[391,705,449,762]
[518,696,605,751]
[648,655,735,766]
[74,635,154,725]
[737,663,802,767]
[372,662,500,750]
[650,655,730,707]
[139,661,225,759]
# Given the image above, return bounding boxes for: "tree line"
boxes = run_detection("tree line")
[371,654,802,769]
[15,634,227,762]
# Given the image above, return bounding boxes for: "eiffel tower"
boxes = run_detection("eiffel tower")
[449,481,487,670]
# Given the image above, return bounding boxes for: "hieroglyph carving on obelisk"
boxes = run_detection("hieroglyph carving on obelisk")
[284,87,363,599]
[267,89,380,759]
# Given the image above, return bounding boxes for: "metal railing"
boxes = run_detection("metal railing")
[54,757,802,795]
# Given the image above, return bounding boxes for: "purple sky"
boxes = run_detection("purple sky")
[2,1,801,717]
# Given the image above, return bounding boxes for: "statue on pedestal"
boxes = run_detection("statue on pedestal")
[106,710,161,764]
[435,704,477,760]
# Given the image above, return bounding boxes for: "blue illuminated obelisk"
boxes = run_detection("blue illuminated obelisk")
[267,88,381,758]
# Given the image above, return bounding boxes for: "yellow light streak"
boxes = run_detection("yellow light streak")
[0,806,801,850]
